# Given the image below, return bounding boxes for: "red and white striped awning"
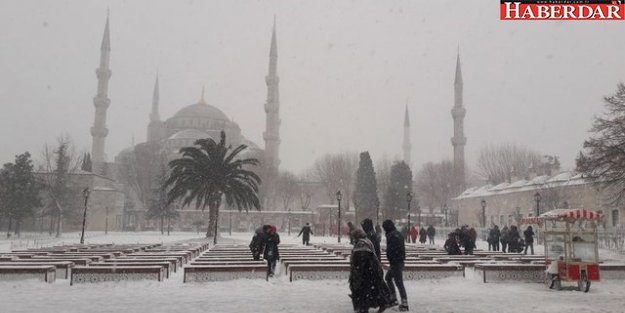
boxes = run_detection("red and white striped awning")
[521,209,603,224]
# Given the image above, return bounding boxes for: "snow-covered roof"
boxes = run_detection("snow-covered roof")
[454,171,591,200]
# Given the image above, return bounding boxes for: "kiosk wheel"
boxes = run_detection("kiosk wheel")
[578,271,591,292]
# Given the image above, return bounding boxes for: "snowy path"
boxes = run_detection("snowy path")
[1,232,624,313]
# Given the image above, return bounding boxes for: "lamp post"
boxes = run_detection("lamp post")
[80,188,90,244]
[336,190,342,243]
[288,208,292,236]
[229,211,232,236]
[534,192,541,217]
[406,192,413,232]
[442,204,449,227]
[480,199,487,228]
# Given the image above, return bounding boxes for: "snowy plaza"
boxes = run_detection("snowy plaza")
[0,232,624,313]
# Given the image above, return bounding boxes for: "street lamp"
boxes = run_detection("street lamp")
[336,190,342,243]
[288,208,292,236]
[442,204,449,227]
[80,188,90,244]
[534,192,541,217]
[406,192,413,232]
[480,199,487,228]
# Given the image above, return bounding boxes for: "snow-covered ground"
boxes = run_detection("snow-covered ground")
[1,232,624,313]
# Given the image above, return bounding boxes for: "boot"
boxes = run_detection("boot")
[398,299,409,312]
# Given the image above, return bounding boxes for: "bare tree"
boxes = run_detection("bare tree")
[312,152,357,209]
[475,143,542,184]
[38,136,82,237]
[415,160,457,214]
[275,171,299,211]
[297,170,316,211]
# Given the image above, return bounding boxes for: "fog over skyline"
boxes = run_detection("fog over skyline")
[1,0,624,177]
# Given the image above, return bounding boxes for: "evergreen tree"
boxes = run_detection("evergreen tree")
[577,83,625,203]
[353,151,379,224]
[383,161,412,221]
[0,152,41,237]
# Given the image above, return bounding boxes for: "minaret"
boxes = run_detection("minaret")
[90,14,112,175]
[263,18,281,177]
[147,75,165,142]
[451,49,467,190]
[402,101,411,168]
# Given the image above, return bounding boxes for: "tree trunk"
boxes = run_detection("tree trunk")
[160,216,164,235]
[6,217,12,238]
[55,212,62,238]
[15,219,21,238]
[213,208,220,245]
[167,216,171,236]
[49,215,55,235]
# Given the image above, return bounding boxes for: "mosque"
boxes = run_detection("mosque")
[78,13,469,233]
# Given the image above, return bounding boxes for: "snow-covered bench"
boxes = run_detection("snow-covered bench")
[28,257,92,266]
[118,256,183,267]
[103,258,178,272]
[474,264,545,283]
[599,264,625,280]
[89,261,174,278]
[282,260,350,274]
[288,264,351,282]
[0,265,56,283]
[71,266,165,285]
[1,261,73,279]
[385,264,465,280]
[183,264,268,282]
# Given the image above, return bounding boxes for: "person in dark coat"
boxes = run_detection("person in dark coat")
[263,225,280,278]
[297,223,313,246]
[523,226,535,255]
[444,232,462,255]
[409,226,418,244]
[249,225,267,260]
[508,225,522,253]
[347,221,357,245]
[458,226,475,255]
[361,218,382,260]
[426,225,436,245]
[349,229,390,313]
[500,225,509,253]
[382,219,409,312]
[488,225,501,251]
[418,226,427,244]
[400,225,409,243]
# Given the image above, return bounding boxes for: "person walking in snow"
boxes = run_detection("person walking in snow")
[249,225,267,260]
[349,229,391,313]
[490,225,501,251]
[297,223,313,246]
[263,225,280,279]
[382,219,409,311]
[418,226,427,244]
[361,218,382,260]
[426,225,436,245]
[409,226,418,244]
[347,221,357,245]
[524,226,535,255]
[500,225,509,253]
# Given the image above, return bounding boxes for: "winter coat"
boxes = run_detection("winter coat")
[524,227,535,244]
[263,232,280,261]
[444,237,462,255]
[409,226,418,242]
[382,220,406,265]
[349,238,390,310]
[361,219,382,260]
[488,227,501,243]
[249,227,266,260]
[298,225,313,240]
[426,225,436,237]
[419,227,427,243]
[500,227,509,243]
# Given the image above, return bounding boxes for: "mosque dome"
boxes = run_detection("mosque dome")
[172,102,229,121]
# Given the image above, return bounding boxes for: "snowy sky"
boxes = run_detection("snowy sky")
[1,0,624,174]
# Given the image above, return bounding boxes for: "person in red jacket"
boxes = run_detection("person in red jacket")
[409,226,418,243]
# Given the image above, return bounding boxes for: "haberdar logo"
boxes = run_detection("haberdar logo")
[500,0,625,20]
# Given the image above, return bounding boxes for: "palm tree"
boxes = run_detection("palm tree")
[164,131,261,244]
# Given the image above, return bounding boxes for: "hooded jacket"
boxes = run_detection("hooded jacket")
[382,220,405,265]
[361,218,382,259]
